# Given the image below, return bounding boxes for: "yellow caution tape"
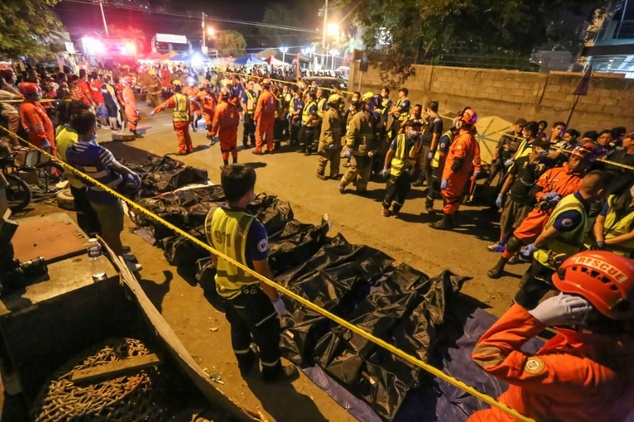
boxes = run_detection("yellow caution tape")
[0,124,534,421]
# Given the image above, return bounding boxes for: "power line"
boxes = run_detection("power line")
[62,0,318,33]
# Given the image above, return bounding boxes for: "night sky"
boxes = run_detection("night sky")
[55,0,308,52]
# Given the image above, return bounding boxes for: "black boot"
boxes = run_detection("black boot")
[487,257,509,279]
[430,213,453,230]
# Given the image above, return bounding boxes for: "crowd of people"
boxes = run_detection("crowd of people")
[1,61,633,420]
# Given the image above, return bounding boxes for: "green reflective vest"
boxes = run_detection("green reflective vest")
[245,90,256,114]
[390,134,421,177]
[534,193,588,270]
[205,207,259,299]
[302,101,317,124]
[173,93,189,122]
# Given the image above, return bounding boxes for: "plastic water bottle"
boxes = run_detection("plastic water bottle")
[87,239,107,281]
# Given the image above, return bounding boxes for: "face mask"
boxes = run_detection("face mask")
[630,185,634,198]
[407,130,419,139]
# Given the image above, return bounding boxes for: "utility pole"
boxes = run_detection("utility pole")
[99,0,109,36]
[201,12,207,54]
[321,0,328,68]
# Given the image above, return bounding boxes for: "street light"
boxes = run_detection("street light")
[327,23,339,37]
[279,47,288,64]
[207,27,215,37]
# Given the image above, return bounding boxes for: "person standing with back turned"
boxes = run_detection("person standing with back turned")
[205,165,298,382]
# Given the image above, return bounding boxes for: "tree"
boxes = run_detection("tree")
[108,24,147,54]
[332,0,608,87]
[214,31,247,57]
[0,0,65,59]
[260,1,321,49]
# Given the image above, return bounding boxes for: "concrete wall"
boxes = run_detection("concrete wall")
[350,61,634,134]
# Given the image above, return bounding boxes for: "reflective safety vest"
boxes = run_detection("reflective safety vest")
[534,193,588,270]
[317,97,327,119]
[432,130,454,168]
[394,98,410,121]
[302,101,317,124]
[390,134,421,177]
[173,93,189,122]
[603,195,634,256]
[245,90,256,114]
[65,142,122,204]
[205,207,259,299]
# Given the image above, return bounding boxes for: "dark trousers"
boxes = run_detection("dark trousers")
[382,172,411,212]
[224,287,282,380]
[290,119,302,145]
[243,113,255,146]
[514,259,555,310]
[426,172,440,206]
[274,119,285,144]
[70,185,101,236]
[298,125,315,152]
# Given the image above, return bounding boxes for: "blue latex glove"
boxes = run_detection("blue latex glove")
[522,243,538,257]
[380,167,389,178]
[473,170,480,179]
[529,293,592,326]
[271,297,286,318]
[495,194,504,208]
[344,149,352,159]
[135,110,141,117]
[427,151,434,160]
[440,178,448,190]
[590,241,606,250]
[542,191,560,202]
[149,111,155,117]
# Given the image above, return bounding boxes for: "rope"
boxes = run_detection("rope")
[0,124,534,422]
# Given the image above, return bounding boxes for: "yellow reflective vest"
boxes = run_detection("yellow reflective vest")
[390,134,421,177]
[534,193,588,270]
[205,207,259,299]
[302,101,317,125]
[602,195,634,256]
[173,93,189,122]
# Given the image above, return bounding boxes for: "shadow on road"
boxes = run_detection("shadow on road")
[138,270,173,312]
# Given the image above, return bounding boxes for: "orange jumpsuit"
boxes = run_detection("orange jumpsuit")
[211,100,240,162]
[183,86,201,125]
[77,79,94,106]
[512,164,583,243]
[19,100,56,152]
[440,130,481,214]
[153,93,192,155]
[254,88,276,153]
[122,85,139,131]
[198,91,216,137]
[470,304,634,422]
[160,69,171,89]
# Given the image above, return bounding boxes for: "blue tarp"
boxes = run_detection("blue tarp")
[232,54,267,66]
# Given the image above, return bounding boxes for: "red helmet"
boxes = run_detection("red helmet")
[18,82,41,97]
[552,250,634,320]
[219,87,230,99]
[459,107,477,125]
[571,141,599,162]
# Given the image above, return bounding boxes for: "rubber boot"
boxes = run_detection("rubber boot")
[487,257,509,279]
[429,213,453,230]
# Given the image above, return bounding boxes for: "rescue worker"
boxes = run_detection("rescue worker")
[121,76,140,137]
[339,92,378,194]
[380,121,423,217]
[253,78,276,155]
[149,80,193,155]
[18,82,57,153]
[374,87,392,131]
[316,94,343,180]
[0,80,23,148]
[470,250,634,422]
[272,86,286,150]
[65,109,142,272]
[299,91,318,155]
[289,87,304,146]
[160,66,171,97]
[425,126,457,213]
[146,70,162,108]
[484,118,526,189]
[388,88,410,139]
[90,72,108,128]
[197,80,217,143]
[204,164,298,382]
[183,78,201,132]
[77,69,96,108]
[589,184,634,257]
[211,87,240,167]
[488,143,596,278]
[311,88,328,154]
[514,170,609,309]
[430,107,481,230]
[241,79,257,149]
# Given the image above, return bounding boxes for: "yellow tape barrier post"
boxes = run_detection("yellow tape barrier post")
[0,124,534,422]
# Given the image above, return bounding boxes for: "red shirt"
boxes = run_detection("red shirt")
[470,304,634,422]
[90,79,104,104]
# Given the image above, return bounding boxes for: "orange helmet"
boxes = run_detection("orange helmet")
[219,87,230,99]
[18,82,41,97]
[123,76,133,85]
[261,77,272,87]
[571,141,600,162]
[459,107,477,125]
[552,251,634,320]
